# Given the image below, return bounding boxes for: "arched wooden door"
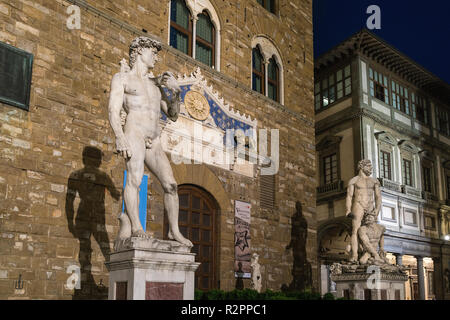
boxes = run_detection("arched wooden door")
[165,184,218,291]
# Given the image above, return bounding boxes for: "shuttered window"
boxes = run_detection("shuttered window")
[260,167,275,209]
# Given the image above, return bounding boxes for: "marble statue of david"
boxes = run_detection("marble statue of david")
[108,36,192,246]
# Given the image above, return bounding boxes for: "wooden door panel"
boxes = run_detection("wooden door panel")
[164,185,217,291]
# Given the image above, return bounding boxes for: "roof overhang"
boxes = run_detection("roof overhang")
[315,29,450,104]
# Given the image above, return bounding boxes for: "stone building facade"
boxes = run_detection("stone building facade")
[0,0,316,299]
[314,30,450,300]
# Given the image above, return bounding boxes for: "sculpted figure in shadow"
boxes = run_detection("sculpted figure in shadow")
[108,36,191,246]
[285,201,312,291]
[66,146,120,298]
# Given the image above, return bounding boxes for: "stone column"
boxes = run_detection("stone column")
[439,208,449,239]
[394,253,403,266]
[416,256,426,300]
[432,257,443,300]
[192,16,198,60]
[264,59,269,97]
[437,210,443,239]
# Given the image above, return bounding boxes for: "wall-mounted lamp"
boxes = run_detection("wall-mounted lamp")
[444,235,450,241]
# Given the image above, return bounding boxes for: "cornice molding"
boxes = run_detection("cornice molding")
[316,107,450,156]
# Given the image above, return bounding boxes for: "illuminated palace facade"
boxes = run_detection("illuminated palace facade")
[314,30,450,300]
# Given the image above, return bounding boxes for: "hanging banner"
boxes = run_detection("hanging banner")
[234,200,251,278]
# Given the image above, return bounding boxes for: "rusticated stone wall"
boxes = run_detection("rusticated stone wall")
[0,0,315,299]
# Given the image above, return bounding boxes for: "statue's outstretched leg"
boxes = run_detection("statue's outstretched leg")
[145,139,192,247]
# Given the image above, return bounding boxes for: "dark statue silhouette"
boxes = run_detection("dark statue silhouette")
[235,262,245,290]
[284,201,312,292]
[65,146,120,299]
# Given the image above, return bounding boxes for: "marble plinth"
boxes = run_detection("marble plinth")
[105,237,200,300]
[330,263,408,300]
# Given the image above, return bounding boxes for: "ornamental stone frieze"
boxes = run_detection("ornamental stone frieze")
[159,67,259,177]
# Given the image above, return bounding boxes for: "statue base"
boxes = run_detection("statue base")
[330,262,408,300]
[105,237,200,300]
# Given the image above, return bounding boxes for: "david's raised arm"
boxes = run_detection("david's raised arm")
[158,71,181,122]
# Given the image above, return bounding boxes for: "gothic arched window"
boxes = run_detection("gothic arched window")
[257,0,276,14]
[252,47,265,94]
[195,12,215,68]
[169,0,193,55]
[169,0,221,70]
[267,57,279,102]
[251,36,284,104]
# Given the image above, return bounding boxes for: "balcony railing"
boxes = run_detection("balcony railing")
[379,178,440,200]
[317,180,344,195]
[378,178,401,192]
[402,185,422,198]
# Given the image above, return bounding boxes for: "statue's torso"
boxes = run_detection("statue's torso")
[353,177,377,210]
[122,74,161,140]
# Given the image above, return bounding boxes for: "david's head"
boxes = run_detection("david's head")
[129,36,162,69]
[357,159,373,176]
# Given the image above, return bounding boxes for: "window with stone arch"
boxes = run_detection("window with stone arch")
[168,0,221,70]
[316,135,343,188]
[251,36,284,104]
[252,46,265,94]
[375,132,396,182]
[398,141,420,189]
[257,0,277,14]
[419,150,436,195]
[267,57,279,102]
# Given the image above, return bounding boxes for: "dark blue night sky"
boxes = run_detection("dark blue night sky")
[313,0,450,84]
